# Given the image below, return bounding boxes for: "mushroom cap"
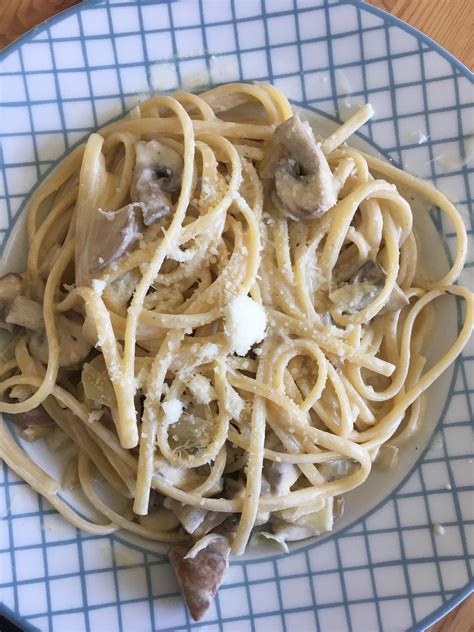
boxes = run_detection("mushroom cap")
[6,296,44,332]
[329,260,409,315]
[269,116,338,220]
[0,273,23,303]
[29,315,92,368]
[89,204,141,275]
[131,140,184,226]
[169,539,230,621]
[7,406,54,427]
[0,273,23,331]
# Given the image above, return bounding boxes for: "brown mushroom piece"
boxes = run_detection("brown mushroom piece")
[7,406,55,428]
[169,538,230,621]
[263,461,299,496]
[164,497,228,537]
[0,273,23,331]
[267,115,338,220]
[131,140,183,226]
[29,315,92,368]
[6,296,44,332]
[329,260,409,315]
[164,498,208,535]
[88,204,141,275]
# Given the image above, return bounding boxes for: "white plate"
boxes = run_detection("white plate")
[0,1,473,630]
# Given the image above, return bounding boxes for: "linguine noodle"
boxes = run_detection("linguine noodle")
[0,83,472,568]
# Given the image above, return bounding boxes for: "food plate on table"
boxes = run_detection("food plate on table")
[0,1,472,630]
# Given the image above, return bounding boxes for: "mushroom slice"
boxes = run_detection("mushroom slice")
[88,204,141,275]
[0,273,22,302]
[132,140,183,225]
[164,500,228,538]
[169,537,230,621]
[29,315,92,368]
[0,273,23,331]
[7,406,55,428]
[193,511,229,538]
[138,508,180,532]
[268,116,338,220]
[82,355,116,408]
[164,497,207,535]
[6,296,44,332]
[102,269,141,315]
[263,461,299,496]
[318,459,358,482]
[329,260,409,315]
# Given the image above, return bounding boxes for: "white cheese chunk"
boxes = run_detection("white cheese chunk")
[161,399,183,425]
[224,295,267,356]
[187,374,216,406]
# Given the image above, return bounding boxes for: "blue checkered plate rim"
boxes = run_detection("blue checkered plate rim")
[0,1,472,630]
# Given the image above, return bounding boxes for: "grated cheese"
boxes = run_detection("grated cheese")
[187,374,216,405]
[224,295,267,356]
[225,385,245,420]
[91,279,107,295]
[161,399,183,425]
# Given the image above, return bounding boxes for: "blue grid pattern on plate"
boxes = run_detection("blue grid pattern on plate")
[0,0,473,630]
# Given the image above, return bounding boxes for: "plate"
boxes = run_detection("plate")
[0,1,472,630]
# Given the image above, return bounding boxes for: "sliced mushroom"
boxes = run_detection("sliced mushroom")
[163,497,228,537]
[0,273,23,331]
[29,315,92,368]
[132,140,183,225]
[215,514,240,538]
[263,461,299,496]
[7,406,55,428]
[169,538,230,621]
[88,204,141,275]
[138,508,180,532]
[6,296,44,332]
[318,459,358,482]
[329,260,409,315]
[193,511,229,538]
[154,456,208,490]
[224,477,246,500]
[82,355,116,408]
[164,497,207,535]
[266,116,338,220]
[102,269,141,315]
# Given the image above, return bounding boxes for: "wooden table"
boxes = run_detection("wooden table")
[368,0,472,70]
[0,0,472,69]
[0,1,472,630]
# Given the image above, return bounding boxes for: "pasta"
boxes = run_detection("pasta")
[0,82,472,620]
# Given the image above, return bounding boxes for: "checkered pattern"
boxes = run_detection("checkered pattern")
[0,0,473,630]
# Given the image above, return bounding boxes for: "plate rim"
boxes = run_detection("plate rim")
[0,0,472,629]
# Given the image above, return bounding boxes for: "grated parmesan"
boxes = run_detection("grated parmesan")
[225,385,245,420]
[224,295,267,356]
[91,279,107,295]
[187,374,216,406]
[161,399,183,425]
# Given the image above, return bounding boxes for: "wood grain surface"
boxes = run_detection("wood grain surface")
[0,0,472,630]
[0,0,472,68]
[368,0,473,69]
